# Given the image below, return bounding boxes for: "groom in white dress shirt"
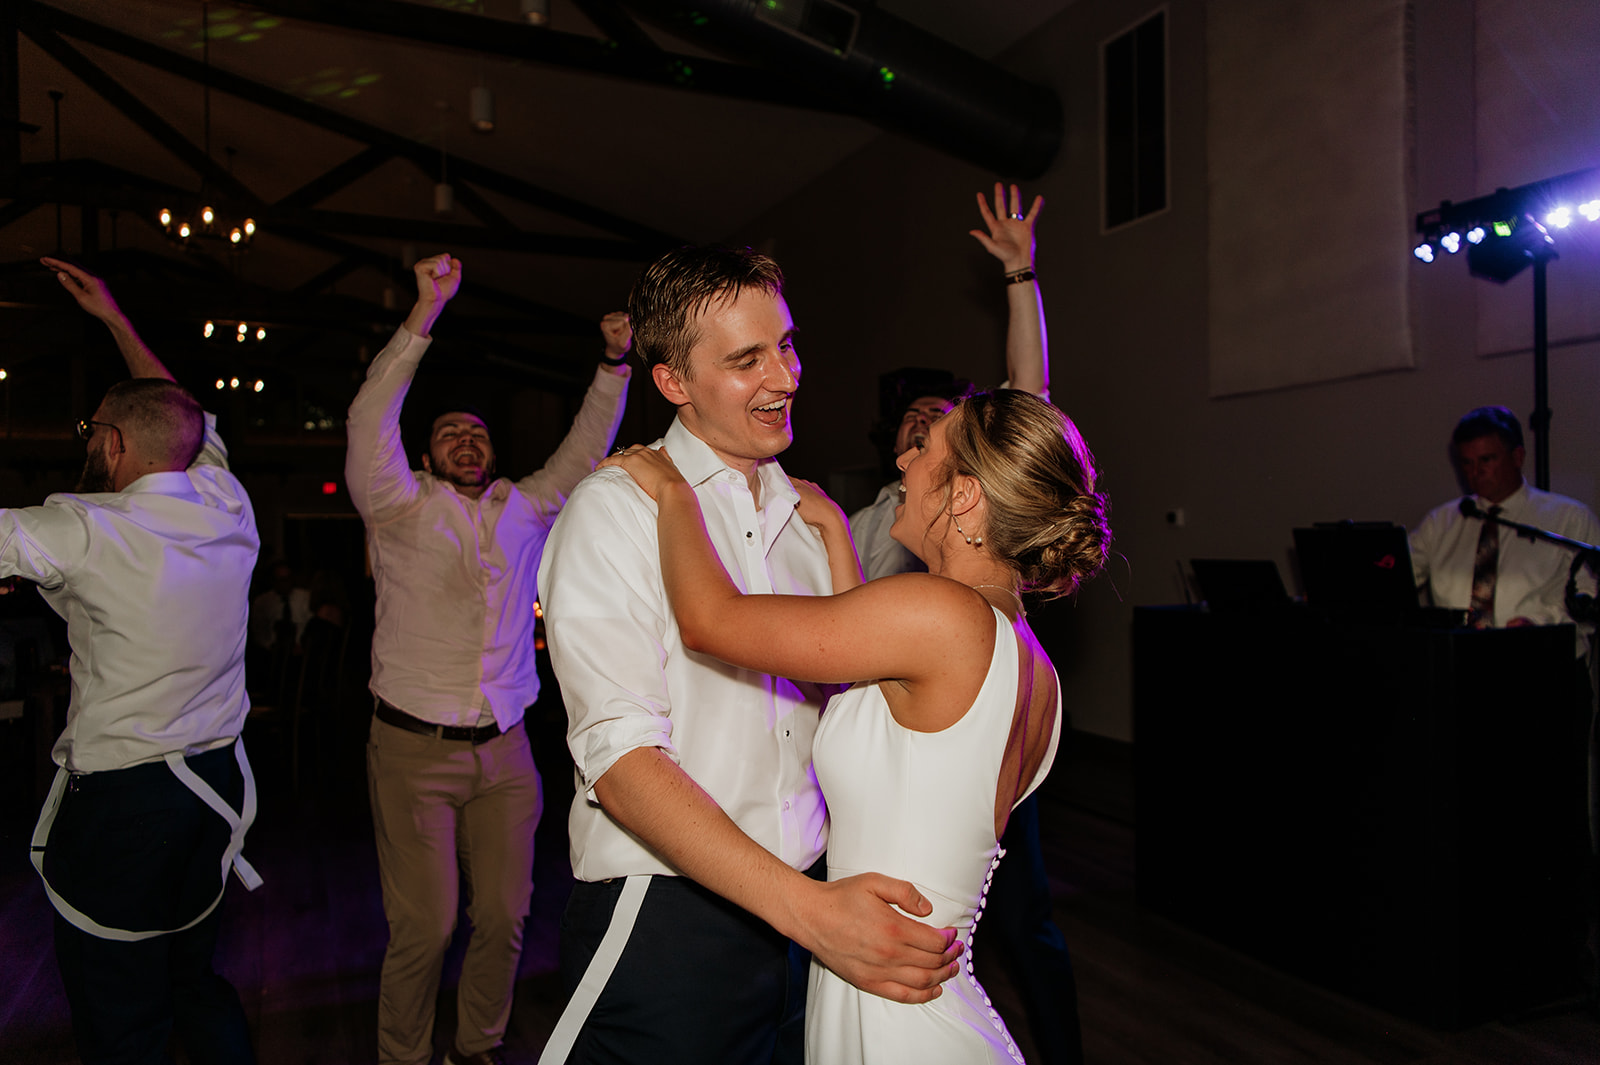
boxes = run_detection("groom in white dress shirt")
[538,246,959,1065]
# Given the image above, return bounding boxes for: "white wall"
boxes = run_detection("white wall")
[732,0,1600,741]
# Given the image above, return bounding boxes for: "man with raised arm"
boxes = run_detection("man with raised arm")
[346,253,630,1065]
[537,246,959,1065]
[21,258,261,1065]
[852,183,1050,580]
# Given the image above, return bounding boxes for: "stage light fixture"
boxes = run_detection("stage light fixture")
[159,207,173,228]
[1467,213,1555,283]
[1440,232,1461,254]
[201,205,215,227]
[177,221,192,239]
[253,380,265,393]
[230,377,240,389]
[203,321,215,338]
[215,379,225,390]
[229,228,242,244]
[1415,166,1598,491]
[255,327,266,341]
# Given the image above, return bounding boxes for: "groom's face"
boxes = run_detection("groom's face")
[653,288,801,474]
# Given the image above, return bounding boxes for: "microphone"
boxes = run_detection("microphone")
[1458,497,1483,519]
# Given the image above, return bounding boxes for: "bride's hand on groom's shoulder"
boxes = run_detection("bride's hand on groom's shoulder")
[597,445,685,501]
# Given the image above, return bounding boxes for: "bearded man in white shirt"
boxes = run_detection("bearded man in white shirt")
[16,258,262,1065]
[537,246,959,1065]
[346,253,631,1065]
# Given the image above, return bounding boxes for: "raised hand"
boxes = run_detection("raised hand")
[41,257,125,326]
[414,253,463,307]
[403,253,462,338]
[969,182,1043,273]
[600,311,632,359]
[597,444,687,501]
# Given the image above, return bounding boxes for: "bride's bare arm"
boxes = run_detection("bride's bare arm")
[600,447,990,690]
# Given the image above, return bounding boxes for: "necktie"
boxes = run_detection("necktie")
[1467,504,1501,628]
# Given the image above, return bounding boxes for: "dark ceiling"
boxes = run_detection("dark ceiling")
[0,0,1069,454]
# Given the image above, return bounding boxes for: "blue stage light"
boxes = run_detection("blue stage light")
[1413,242,1435,263]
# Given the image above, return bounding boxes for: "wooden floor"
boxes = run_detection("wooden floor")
[2,720,1597,1065]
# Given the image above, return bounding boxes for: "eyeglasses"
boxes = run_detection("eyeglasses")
[76,418,126,454]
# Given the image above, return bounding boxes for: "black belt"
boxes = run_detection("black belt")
[375,699,504,744]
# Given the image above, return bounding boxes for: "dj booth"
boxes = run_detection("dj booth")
[1133,605,1588,1028]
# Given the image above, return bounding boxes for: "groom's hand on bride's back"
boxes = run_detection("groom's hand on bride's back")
[788,872,961,1004]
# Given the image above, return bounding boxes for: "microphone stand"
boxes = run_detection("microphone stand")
[1459,497,1600,623]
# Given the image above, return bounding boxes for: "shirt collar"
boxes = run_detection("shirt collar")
[124,470,201,499]
[662,417,800,508]
[1478,481,1529,513]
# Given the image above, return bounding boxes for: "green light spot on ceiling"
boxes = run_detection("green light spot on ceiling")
[339,88,360,98]
[206,22,241,39]
[237,32,261,42]
[160,28,184,39]
[313,67,345,79]
[251,17,281,29]
[879,67,896,84]
[175,16,198,27]
[353,73,383,86]
[307,81,343,97]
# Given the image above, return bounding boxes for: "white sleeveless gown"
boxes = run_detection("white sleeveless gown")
[804,606,1060,1065]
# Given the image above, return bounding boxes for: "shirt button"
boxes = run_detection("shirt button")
[783,800,791,811]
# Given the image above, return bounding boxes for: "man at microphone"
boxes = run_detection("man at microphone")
[1409,406,1600,646]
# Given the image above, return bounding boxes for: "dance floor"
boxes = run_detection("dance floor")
[2,716,1596,1065]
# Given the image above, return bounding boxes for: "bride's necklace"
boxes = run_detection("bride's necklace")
[971,583,1025,616]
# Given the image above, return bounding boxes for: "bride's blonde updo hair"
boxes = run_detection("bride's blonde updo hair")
[935,390,1111,597]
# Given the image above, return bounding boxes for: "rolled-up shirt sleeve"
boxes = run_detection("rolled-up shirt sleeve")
[192,412,230,470]
[0,501,89,590]
[538,467,677,801]
[346,327,429,523]
[516,365,630,520]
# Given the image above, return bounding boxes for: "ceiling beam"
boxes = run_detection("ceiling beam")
[240,0,848,114]
[19,1,684,248]
[11,160,660,262]
[275,145,394,209]
[19,22,260,205]
[570,0,661,53]
[292,255,366,296]
[271,224,594,336]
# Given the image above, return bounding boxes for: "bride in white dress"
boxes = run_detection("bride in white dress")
[602,389,1109,1064]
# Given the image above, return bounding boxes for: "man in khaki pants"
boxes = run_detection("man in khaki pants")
[346,253,630,1065]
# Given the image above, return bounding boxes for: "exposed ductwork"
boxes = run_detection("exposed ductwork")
[618,0,1063,179]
